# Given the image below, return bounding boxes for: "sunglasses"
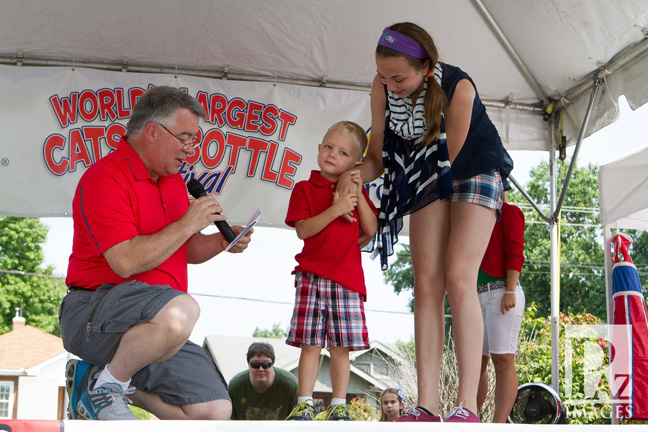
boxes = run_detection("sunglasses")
[249,360,273,369]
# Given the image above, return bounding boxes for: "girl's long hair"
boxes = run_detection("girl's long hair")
[376,22,447,146]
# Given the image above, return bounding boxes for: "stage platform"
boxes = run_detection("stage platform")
[2,420,647,432]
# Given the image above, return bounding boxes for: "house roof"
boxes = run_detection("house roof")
[0,317,66,370]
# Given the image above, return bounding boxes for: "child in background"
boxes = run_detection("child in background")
[380,387,406,421]
[284,121,378,421]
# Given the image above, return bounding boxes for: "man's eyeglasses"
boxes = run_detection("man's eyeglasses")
[249,360,273,369]
[157,123,200,151]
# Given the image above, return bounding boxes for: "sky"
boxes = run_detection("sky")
[40,96,647,347]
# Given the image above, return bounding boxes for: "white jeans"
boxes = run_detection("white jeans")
[478,282,525,356]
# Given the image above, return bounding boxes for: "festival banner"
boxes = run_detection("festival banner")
[0,64,377,228]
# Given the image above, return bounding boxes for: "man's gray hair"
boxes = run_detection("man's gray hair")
[127,86,206,135]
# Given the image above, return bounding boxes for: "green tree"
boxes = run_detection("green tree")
[252,322,288,338]
[384,245,414,311]
[510,161,606,318]
[0,217,67,335]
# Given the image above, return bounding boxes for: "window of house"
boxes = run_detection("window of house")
[373,363,390,377]
[0,381,14,419]
[356,363,370,374]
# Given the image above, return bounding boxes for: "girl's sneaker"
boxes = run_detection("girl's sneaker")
[444,403,481,423]
[395,405,441,422]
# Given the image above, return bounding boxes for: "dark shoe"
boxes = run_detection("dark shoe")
[444,403,481,423]
[324,403,352,421]
[286,401,315,420]
[395,405,441,422]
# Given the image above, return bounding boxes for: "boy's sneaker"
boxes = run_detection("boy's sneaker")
[395,405,441,422]
[324,403,352,421]
[444,403,481,423]
[285,401,315,420]
[65,359,137,420]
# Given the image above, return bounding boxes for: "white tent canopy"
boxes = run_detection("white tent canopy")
[599,144,648,231]
[599,144,648,318]
[1,0,648,151]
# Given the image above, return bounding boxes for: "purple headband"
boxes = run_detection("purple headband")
[377,29,428,59]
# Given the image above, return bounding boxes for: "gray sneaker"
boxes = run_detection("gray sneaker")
[66,359,137,420]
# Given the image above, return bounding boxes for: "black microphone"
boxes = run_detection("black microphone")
[187,179,237,243]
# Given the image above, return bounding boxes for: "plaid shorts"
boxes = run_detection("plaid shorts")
[286,272,370,351]
[449,169,503,211]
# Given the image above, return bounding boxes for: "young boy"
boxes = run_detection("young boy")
[284,121,378,421]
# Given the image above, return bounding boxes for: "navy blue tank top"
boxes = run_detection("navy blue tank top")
[441,63,513,188]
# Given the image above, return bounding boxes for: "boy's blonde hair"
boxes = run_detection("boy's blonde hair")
[325,121,368,160]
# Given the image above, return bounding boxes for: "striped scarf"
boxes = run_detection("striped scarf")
[370,62,452,269]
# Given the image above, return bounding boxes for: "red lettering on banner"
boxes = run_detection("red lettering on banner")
[201,129,226,169]
[69,129,92,171]
[277,111,297,141]
[97,88,118,121]
[227,133,248,172]
[42,126,127,175]
[195,92,208,120]
[261,141,279,182]
[115,88,131,118]
[246,137,268,177]
[83,126,106,162]
[183,128,204,167]
[194,92,295,141]
[129,88,146,114]
[211,94,227,126]
[43,134,68,175]
[227,98,247,129]
[244,101,263,133]
[260,105,279,136]
[278,148,301,189]
[43,88,305,197]
[78,90,99,122]
[106,123,126,150]
[49,93,79,127]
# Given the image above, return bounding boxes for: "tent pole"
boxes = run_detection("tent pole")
[554,81,602,215]
[549,116,561,394]
[508,174,551,223]
[603,225,619,425]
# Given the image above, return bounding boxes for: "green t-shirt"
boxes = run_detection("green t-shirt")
[228,367,299,420]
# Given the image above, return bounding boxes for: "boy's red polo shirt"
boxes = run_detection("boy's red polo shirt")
[286,170,378,298]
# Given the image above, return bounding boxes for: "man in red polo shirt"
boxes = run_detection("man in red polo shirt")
[60,86,253,421]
